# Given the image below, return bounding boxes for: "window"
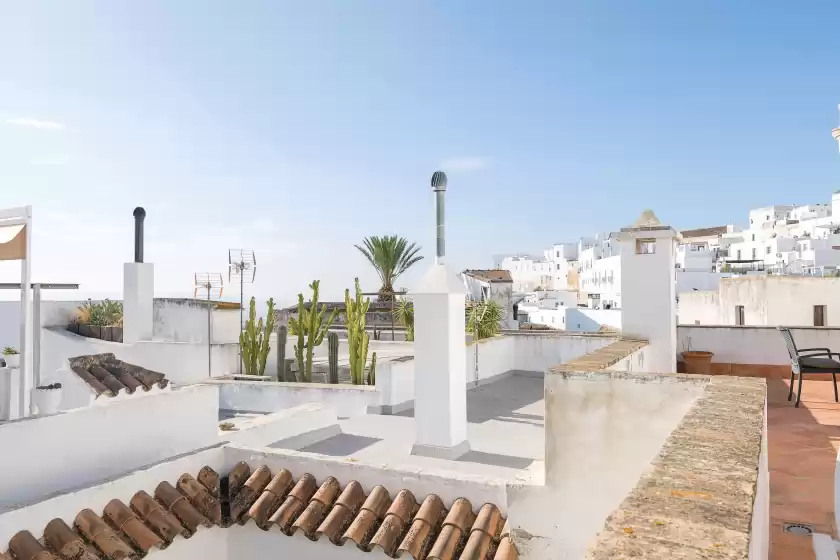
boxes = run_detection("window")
[737,249,742,259]
[814,305,827,327]
[751,234,755,241]
[751,248,757,259]
[556,251,560,257]
[556,263,560,270]
[636,238,656,254]
[766,214,770,220]
[766,246,771,254]
[736,305,745,326]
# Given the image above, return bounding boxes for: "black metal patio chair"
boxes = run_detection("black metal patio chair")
[779,327,840,407]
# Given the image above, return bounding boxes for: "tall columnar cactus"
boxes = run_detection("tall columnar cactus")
[288,280,338,382]
[345,278,376,385]
[290,293,306,381]
[258,298,276,376]
[276,325,288,381]
[367,352,377,386]
[239,297,262,375]
[327,331,339,384]
[239,297,276,376]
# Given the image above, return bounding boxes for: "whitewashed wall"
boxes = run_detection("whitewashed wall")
[154,299,240,344]
[679,276,840,326]
[215,380,378,418]
[41,328,239,385]
[0,386,218,510]
[678,325,840,364]
[565,308,622,332]
[0,446,226,546]
[513,333,617,373]
[0,300,88,350]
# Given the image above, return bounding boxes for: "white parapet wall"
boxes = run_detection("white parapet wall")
[0,446,226,546]
[0,385,219,510]
[678,325,840,365]
[40,327,239,385]
[153,299,241,344]
[214,379,379,418]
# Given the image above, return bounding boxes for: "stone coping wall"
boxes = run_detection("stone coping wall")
[585,374,766,559]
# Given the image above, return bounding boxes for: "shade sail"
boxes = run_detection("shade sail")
[0,223,26,261]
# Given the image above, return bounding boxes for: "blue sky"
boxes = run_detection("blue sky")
[1,1,839,306]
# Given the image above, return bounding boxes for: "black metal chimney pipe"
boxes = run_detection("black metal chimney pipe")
[133,207,146,263]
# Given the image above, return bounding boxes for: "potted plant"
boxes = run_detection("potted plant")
[2,346,20,369]
[31,383,62,415]
[681,339,714,375]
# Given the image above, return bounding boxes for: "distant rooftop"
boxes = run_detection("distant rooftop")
[680,225,729,239]
[463,269,513,283]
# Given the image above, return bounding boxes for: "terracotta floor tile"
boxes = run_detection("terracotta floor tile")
[768,379,839,558]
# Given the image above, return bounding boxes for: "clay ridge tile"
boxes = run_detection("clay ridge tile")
[246,468,293,529]
[269,473,317,534]
[74,509,136,560]
[177,474,222,525]
[87,365,127,396]
[370,489,419,556]
[103,499,163,553]
[342,484,391,549]
[461,503,502,560]
[3,463,511,560]
[397,494,445,560]
[154,481,211,535]
[232,465,272,525]
[315,480,365,544]
[9,530,56,560]
[129,491,186,545]
[70,366,110,396]
[428,498,476,560]
[43,518,100,560]
[291,476,340,539]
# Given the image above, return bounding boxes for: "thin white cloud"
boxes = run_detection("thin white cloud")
[7,117,64,130]
[251,218,278,233]
[30,155,71,166]
[440,156,490,172]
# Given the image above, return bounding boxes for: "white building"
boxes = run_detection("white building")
[679,275,840,327]
[460,269,518,329]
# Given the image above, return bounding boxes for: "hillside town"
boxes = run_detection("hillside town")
[4,4,840,560]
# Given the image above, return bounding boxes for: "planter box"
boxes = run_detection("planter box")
[682,351,714,375]
[3,354,20,369]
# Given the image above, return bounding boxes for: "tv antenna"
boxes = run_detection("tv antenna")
[194,272,223,378]
[229,248,256,374]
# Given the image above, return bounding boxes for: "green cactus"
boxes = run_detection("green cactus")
[345,278,373,385]
[288,280,338,382]
[327,331,339,384]
[276,325,288,381]
[238,297,275,376]
[239,297,262,375]
[367,351,377,385]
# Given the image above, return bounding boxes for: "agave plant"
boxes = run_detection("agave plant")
[466,299,503,340]
[354,235,423,301]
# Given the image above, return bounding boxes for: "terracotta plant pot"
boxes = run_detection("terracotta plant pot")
[682,351,714,375]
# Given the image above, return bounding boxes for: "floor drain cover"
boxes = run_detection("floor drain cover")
[783,523,814,536]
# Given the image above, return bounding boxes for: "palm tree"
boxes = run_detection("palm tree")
[355,235,423,300]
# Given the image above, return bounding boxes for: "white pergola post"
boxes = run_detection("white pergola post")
[0,206,32,419]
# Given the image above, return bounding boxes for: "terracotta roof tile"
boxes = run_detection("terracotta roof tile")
[43,518,100,560]
[102,499,163,553]
[1,463,516,560]
[315,479,366,544]
[233,465,273,525]
[153,481,210,535]
[397,494,445,559]
[73,509,135,560]
[342,484,391,549]
[68,354,168,398]
[269,473,317,534]
[128,491,186,545]
[680,225,728,239]
[9,531,56,560]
